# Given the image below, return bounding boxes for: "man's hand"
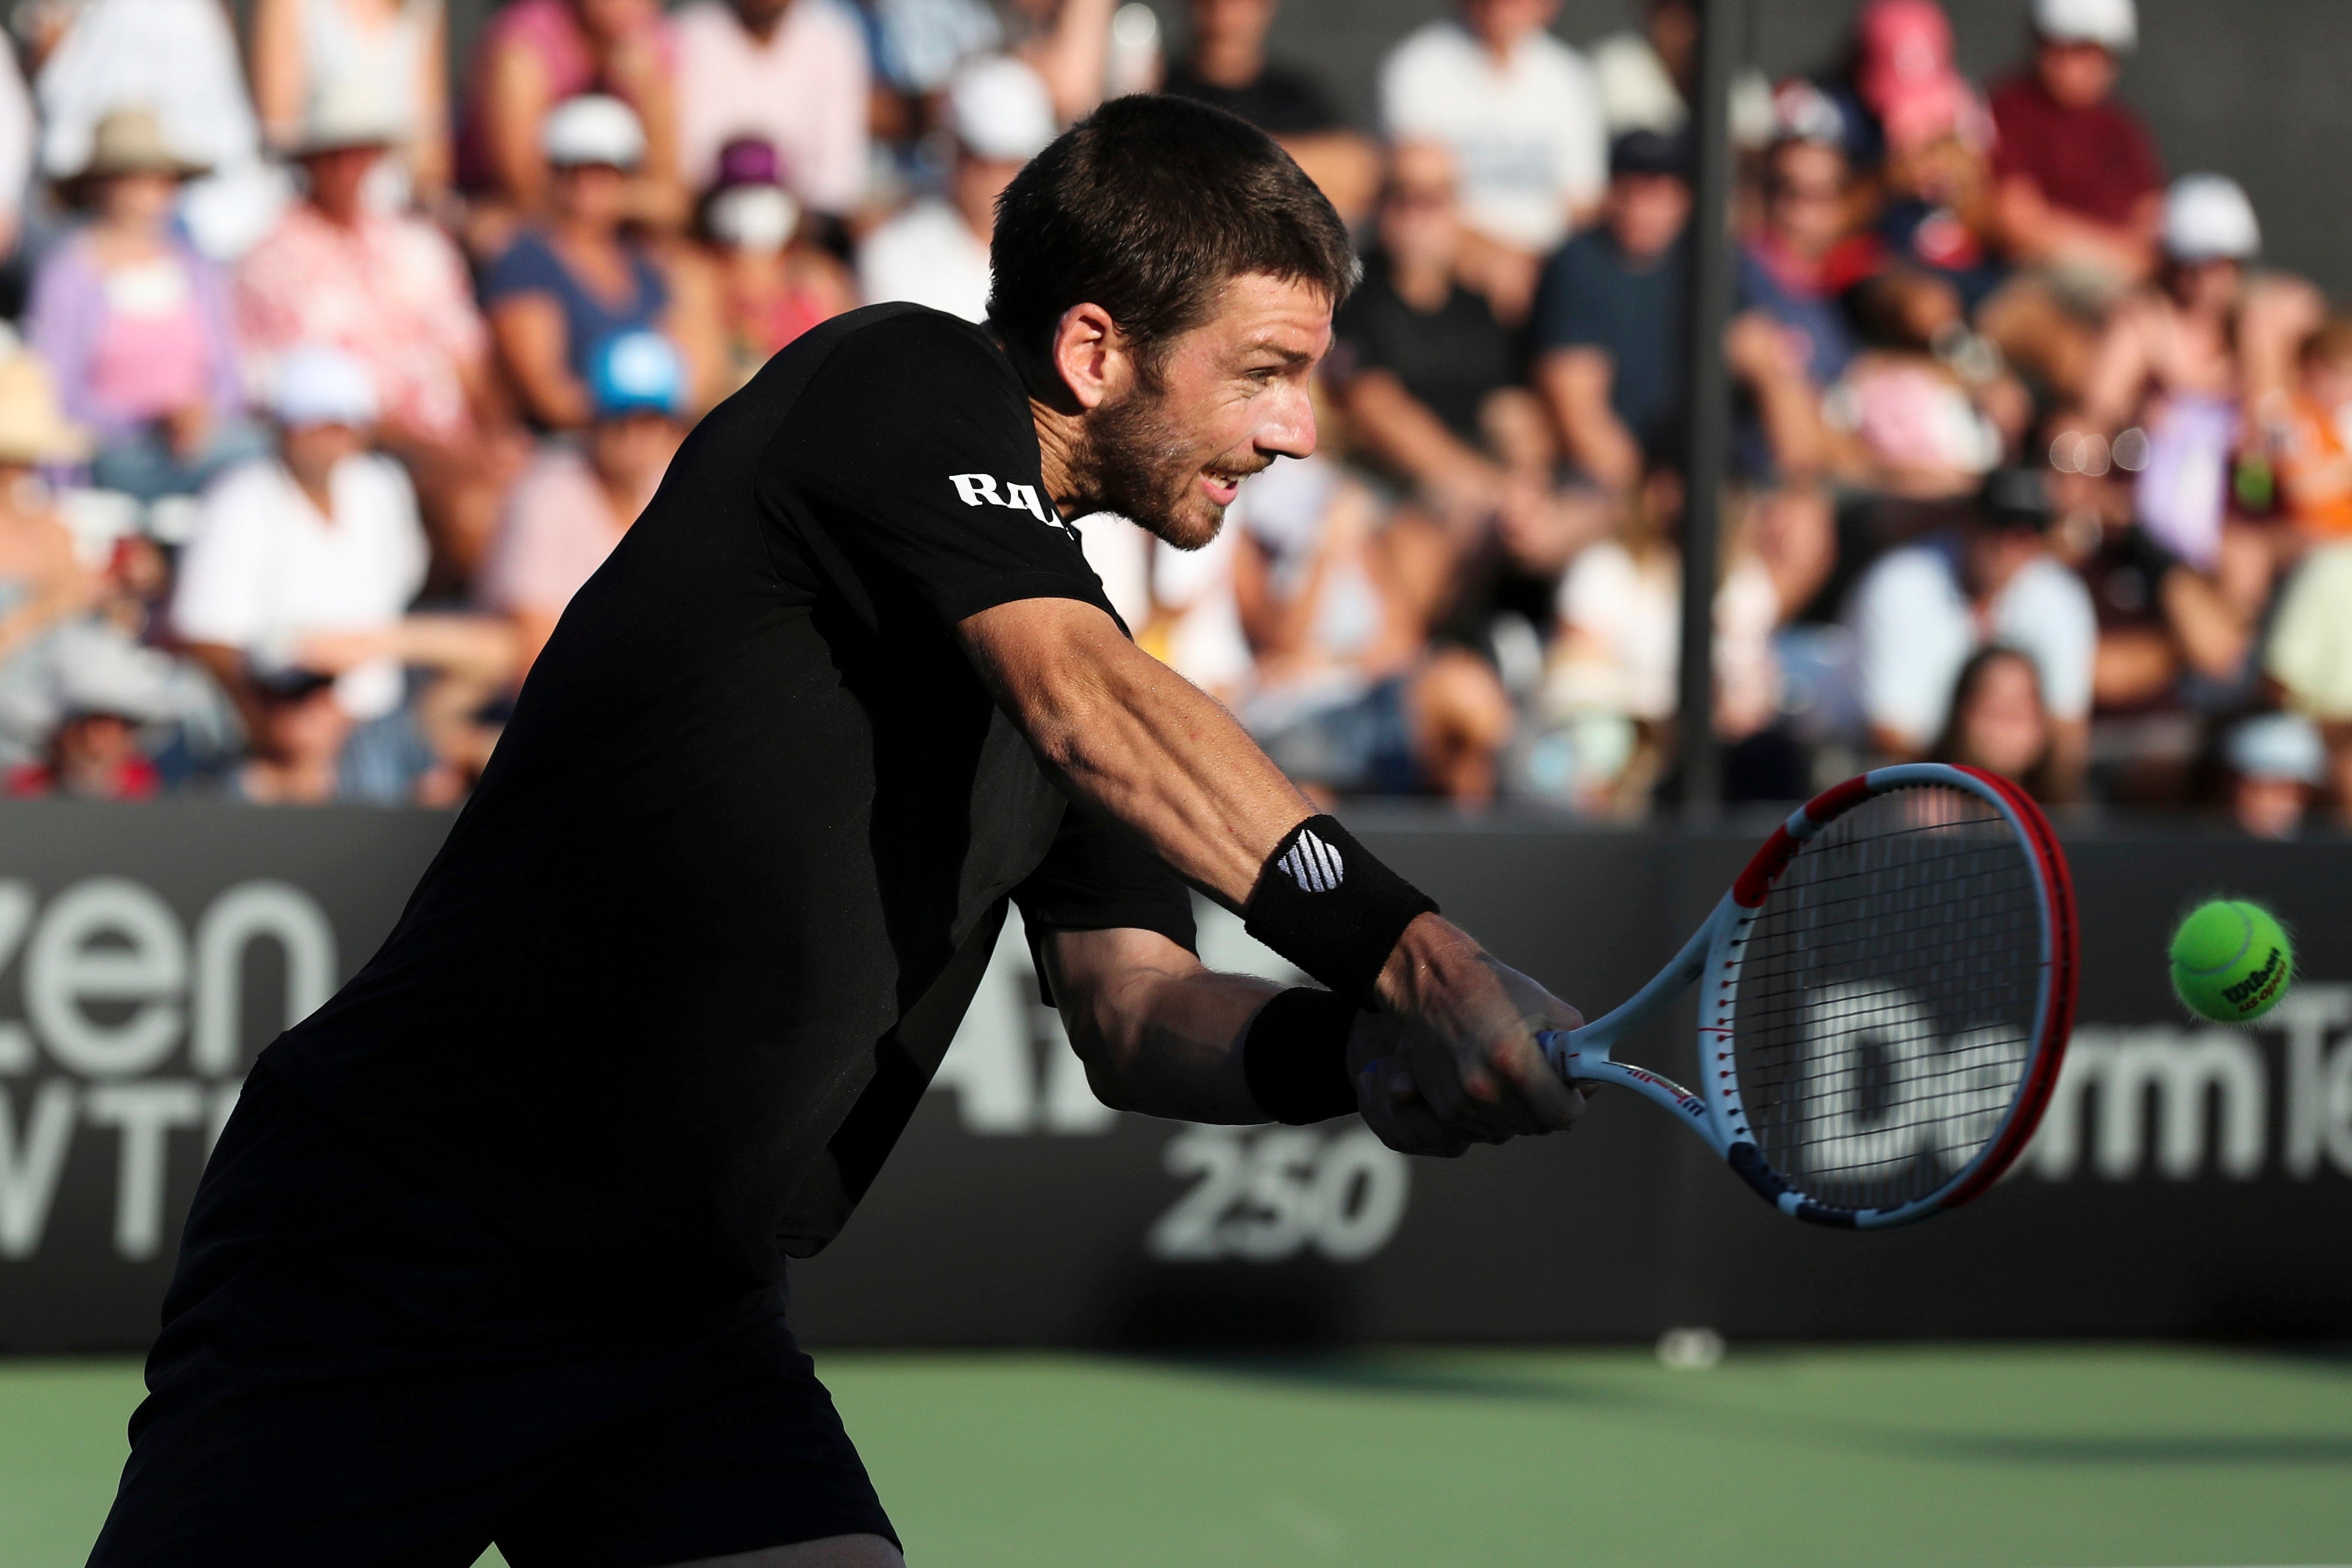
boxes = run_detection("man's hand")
[1360,913,1585,1150]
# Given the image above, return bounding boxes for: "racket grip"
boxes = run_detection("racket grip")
[1536,1029,1583,1080]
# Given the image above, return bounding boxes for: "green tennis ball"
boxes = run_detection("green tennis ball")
[2170,900,2294,1024]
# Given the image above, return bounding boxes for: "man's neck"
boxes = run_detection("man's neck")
[1031,396,1086,519]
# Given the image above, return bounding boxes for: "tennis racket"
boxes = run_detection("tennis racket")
[1539,763,2077,1229]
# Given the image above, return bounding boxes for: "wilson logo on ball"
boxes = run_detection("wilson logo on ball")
[2225,948,2285,1009]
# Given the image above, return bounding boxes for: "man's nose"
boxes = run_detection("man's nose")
[1260,384,1318,461]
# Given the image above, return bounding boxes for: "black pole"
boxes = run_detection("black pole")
[1676,0,1744,815]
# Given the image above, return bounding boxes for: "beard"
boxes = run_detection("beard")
[1070,375,1264,551]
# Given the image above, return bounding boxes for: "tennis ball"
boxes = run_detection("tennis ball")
[2169,900,2294,1024]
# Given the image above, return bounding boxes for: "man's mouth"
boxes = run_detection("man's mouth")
[1201,470,1253,506]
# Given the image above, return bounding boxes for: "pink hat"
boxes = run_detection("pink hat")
[1855,0,1986,153]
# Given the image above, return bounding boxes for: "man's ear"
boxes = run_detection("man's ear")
[1048,302,1128,412]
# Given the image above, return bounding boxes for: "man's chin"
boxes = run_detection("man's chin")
[1141,498,1227,552]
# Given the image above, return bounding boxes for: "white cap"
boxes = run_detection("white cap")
[949,56,1058,164]
[2033,0,2136,52]
[542,94,646,170]
[2162,173,2260,263]
[708,185,800,254]
[271,344,378,428]
[2226,712,2325,785]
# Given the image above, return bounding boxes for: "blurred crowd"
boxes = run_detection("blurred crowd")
[0,0,2341,838]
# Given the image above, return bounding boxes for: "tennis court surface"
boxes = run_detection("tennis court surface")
[5,1343,2345,1567]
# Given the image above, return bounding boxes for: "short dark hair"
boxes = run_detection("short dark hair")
[987,94,1358,372]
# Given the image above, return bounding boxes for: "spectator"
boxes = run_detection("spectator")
[1847,468,2095,792]
[1928,645,2055,800]
[2050,442,2248,715]
[458,0,679,227]
[1825,269,2017,498]
[1857,74,2006,317]
[1379,0,1606,322]
[1228,454,1513,804]
[1741,132,1861,400]
[170,346,426,798]
[1329,142,1529,520]
[248,0,451,203]
[997,0,1120,124]
[684,138,856,391]
[1985,0,2161,292]
[27,109,263,502]
[0,44,33,267]
[479,332,685,674]
[4,696,162,797]
[672,0,868,213]
[1541,463,1811,812]
[2264,541,2352,822]
[1589,0,1772,149]
[1162,0,1377,224]
[862,0,1002,102]
[2265,317,2352,544]
[2077,175,2315,577]
[2221,711,2324,839]
[0,354,96,681]
[482,96,715,429]
[1531,129,1690,494]
[29,0,281,259]
[236,78,512,576]
[0,527,229,785]
[858,56,1056,324]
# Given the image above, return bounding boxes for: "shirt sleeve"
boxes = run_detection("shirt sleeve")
[171,473,269,648]
[765,311,1115,628]
[1851,547,1970,747]
[1998,560,2097,723]
[1013,803,1199,1003]
[1550,51,1608,213]
[480,233,563,306]
[1530,242,1604,352]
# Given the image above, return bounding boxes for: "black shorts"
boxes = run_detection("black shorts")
[88,1065,897,1568]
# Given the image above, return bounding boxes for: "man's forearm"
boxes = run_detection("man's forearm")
[961,598,1314,907]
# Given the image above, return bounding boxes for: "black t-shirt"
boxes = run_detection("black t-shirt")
[1161,60,1341,137]
[1329,251,1521,447]
[263,305,1196,1297]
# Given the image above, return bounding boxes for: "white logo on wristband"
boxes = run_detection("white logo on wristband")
[1278,829,1346,893]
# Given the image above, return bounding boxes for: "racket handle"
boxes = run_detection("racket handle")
[1536,1028,1585,1080]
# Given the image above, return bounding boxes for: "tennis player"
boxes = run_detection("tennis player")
[90,96,1585,1568]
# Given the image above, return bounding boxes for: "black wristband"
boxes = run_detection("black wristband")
[1243,815,1438,1006]
[1241,987,1360,1125]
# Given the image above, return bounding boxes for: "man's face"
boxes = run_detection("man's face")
[1377,144,1461,274]
[1072,271,1329,550]
[302,144,384,220]
[590,410,683,498]
[1766,141,1850,258]
[1461,0,1558,53]
[1192,0,1275,54]
[2035,37,2118,108]
[1607,171,1690,260]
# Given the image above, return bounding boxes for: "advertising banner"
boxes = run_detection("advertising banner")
[0,804,2345,1351]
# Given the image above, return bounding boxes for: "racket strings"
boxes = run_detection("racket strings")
[1728,785,2043,1213]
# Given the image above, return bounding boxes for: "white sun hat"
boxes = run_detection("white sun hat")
[2161,173,2260,264]
[2033,0,2136,52]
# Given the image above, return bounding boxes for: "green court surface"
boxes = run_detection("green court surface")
[5,1344,2347,1567]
